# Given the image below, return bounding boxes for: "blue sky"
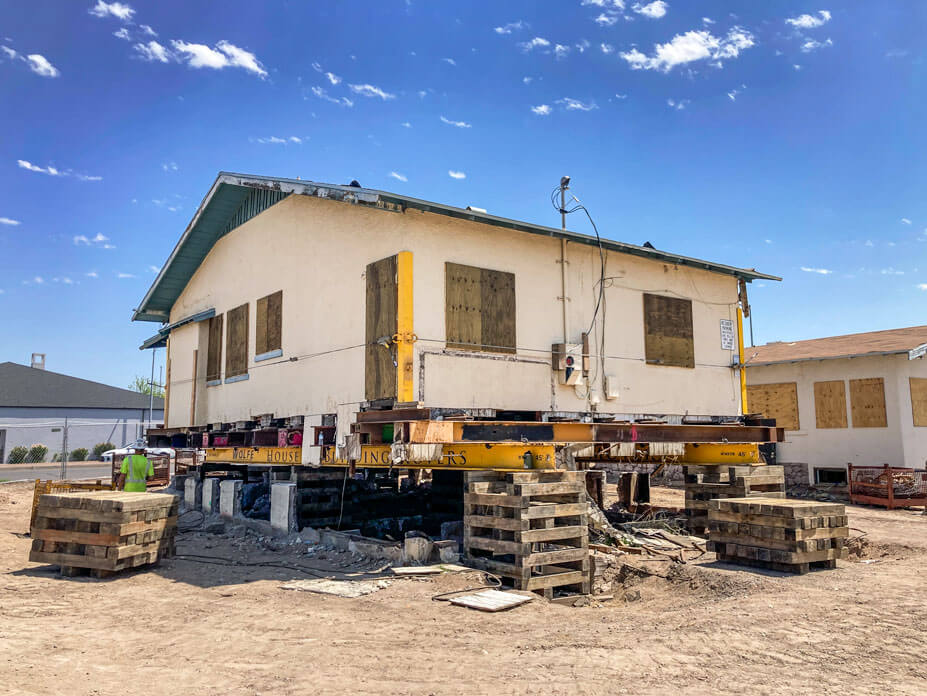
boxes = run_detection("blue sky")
[1,1,924,389]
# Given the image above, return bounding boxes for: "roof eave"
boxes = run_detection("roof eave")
[748,349,910,367]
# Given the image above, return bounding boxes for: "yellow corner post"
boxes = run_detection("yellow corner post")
[396,251,415,403]
[737,305,748,414]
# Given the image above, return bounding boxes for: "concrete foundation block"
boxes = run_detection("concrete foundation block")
[404,535,434,564]
[184,477,203,510]
[432,539,460,564]
[170,474,189,494]
[219,480,243,520]
[202,478,221,516]
[270,482,298,534]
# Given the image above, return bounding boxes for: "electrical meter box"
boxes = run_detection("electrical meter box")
[551,342,585,386]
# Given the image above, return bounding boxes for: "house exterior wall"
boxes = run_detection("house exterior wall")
[0,407,162,463]
[165,194,744,428]
[746,354,927,481]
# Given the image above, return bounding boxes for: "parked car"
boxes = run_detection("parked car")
[100,440,174,463]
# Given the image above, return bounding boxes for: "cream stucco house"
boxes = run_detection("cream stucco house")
[134,172,777,450]
[746,326,927,485]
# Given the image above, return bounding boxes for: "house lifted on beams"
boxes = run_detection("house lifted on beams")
[133,172,782,536]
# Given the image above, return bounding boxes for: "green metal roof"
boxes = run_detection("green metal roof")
[133,171,781,324]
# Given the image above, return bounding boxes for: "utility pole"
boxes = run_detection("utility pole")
[558,175,571,345]
[60,417,68,481]
[148,347,156,432]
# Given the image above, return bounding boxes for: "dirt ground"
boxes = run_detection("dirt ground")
[2,482,927,696]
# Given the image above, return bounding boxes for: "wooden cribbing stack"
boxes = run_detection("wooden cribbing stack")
[707,497,848,574]
[683,464,786,534]
[29,491,179,578]
[462,470,590,598]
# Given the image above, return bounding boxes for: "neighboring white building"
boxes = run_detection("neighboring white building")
[0,361,164,463]
[745,326,927,485]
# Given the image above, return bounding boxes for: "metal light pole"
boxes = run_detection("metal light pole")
[148,347,156,431]
[60,417,68,481]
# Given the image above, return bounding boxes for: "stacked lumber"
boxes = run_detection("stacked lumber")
[683,464,785,534]
[462,470,590,598]
[707,497,848,574]
[29,491,178,578]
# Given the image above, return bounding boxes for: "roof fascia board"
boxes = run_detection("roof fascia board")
[139,307,215,350]
[748,349,909,367]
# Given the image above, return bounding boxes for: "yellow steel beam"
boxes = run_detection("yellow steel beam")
[683,443,760,464]
[205,447,301,465]
[395,250,415,403]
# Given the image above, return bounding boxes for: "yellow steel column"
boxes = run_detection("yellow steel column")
[737,305,748,413]
[396,251,415,402]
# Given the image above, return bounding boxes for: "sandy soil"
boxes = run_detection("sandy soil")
[2,482,927,696]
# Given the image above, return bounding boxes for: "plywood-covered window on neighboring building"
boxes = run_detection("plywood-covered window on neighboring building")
[911,378,927,427]
[206,314,223,383]
[746,382,800,431]
[813,380,848,429]
[225,303,249,380]
[256,290,282,360]
[445,262,516,354]
[849,377,887,428]
[642,293,694,368]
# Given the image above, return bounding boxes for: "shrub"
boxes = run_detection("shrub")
[27,444,49,463]
[52,453,60,462]
[70,448,89,462]
[92,442,115,459]
[8,446,28,464]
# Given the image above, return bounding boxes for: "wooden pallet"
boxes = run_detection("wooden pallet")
[463,471,590,598]
[29,491,179,578]
[683,465,786,534]
[707,497,847,575]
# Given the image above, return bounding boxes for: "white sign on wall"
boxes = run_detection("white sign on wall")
[720,319,735,350]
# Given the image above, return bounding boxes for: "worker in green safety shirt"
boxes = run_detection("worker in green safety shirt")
[118,446,153,492]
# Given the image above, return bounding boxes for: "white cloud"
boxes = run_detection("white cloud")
[702,17,715,25]
[522,76,533,84]
[793,64,802,70]
[26,54,59,77]
[600,43,615,54]
[531,104,552,115]
[786,11,831,29]
[18,160,61,176]
[881,268,904,275]
[494,21,526,35]
[102,243,116,249]
[76,173,103,182]
[621,27,754,72]
[554,44,570,59]
[388,171,408,182]
[801,38,833,53]
[134,41,171,63]
[443,57,457,66]
[33,276,44,284]
[113,27,130,40]
[89,1,135,20]
[448,170,466,179]
[348,83,395,99]
[170,40,267,77]
[582,0,625,7]
[148,265,160,273]
[162,161,178,171]
[73,235,90,245]
[289,136,302,143]
[519,37,551,51]
[800,266,833,275]
[594,13,618,26]
[557,97,597,111]
[764,239,772,244]
[0,217,20,226]
[615,93,628,99]
[633,1,668,19]
[440,115,472,128]
[918,284,927,291]
[92,232,108,243]
[86,271,99,278]
[901,218,912,225]
[574,40,590,53]
[401,121,411,128]
[864,239,874,247]
[1,46,17,60]
[667,98,689,110]
[116,272,136,279]
[54,276,75,285]
[311,62,341,85]
[255,136,302,144]
[310,86,353,107]
[140,24,157,37]
[727,86,745,101]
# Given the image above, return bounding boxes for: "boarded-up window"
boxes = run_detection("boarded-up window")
[366,255,398,401]
[746,382,800,431]
[850,377,887,428]
[206,315,223,382]
[445,263,516,353]
[256,290,283,356]
[225,303,249,379]
[814,380,848,429]
[642,294,694,368]
[912,378,927,427]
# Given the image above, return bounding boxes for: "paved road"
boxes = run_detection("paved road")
[0,463,112,482]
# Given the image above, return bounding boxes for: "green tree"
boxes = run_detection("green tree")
[129,375,164,398]
[70,448,89,461]
[93,442,115,458]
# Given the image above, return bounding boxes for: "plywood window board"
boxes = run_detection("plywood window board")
[225,303,249,379]
[445,262,516,354]
[813,380,847,429]
[206,314,223,382]
[642,293,694,368]
[746,382,800,431]
[849,377,887,428]
[366,255,398,401]
[256,290,283,355]
[911,378,927,427]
